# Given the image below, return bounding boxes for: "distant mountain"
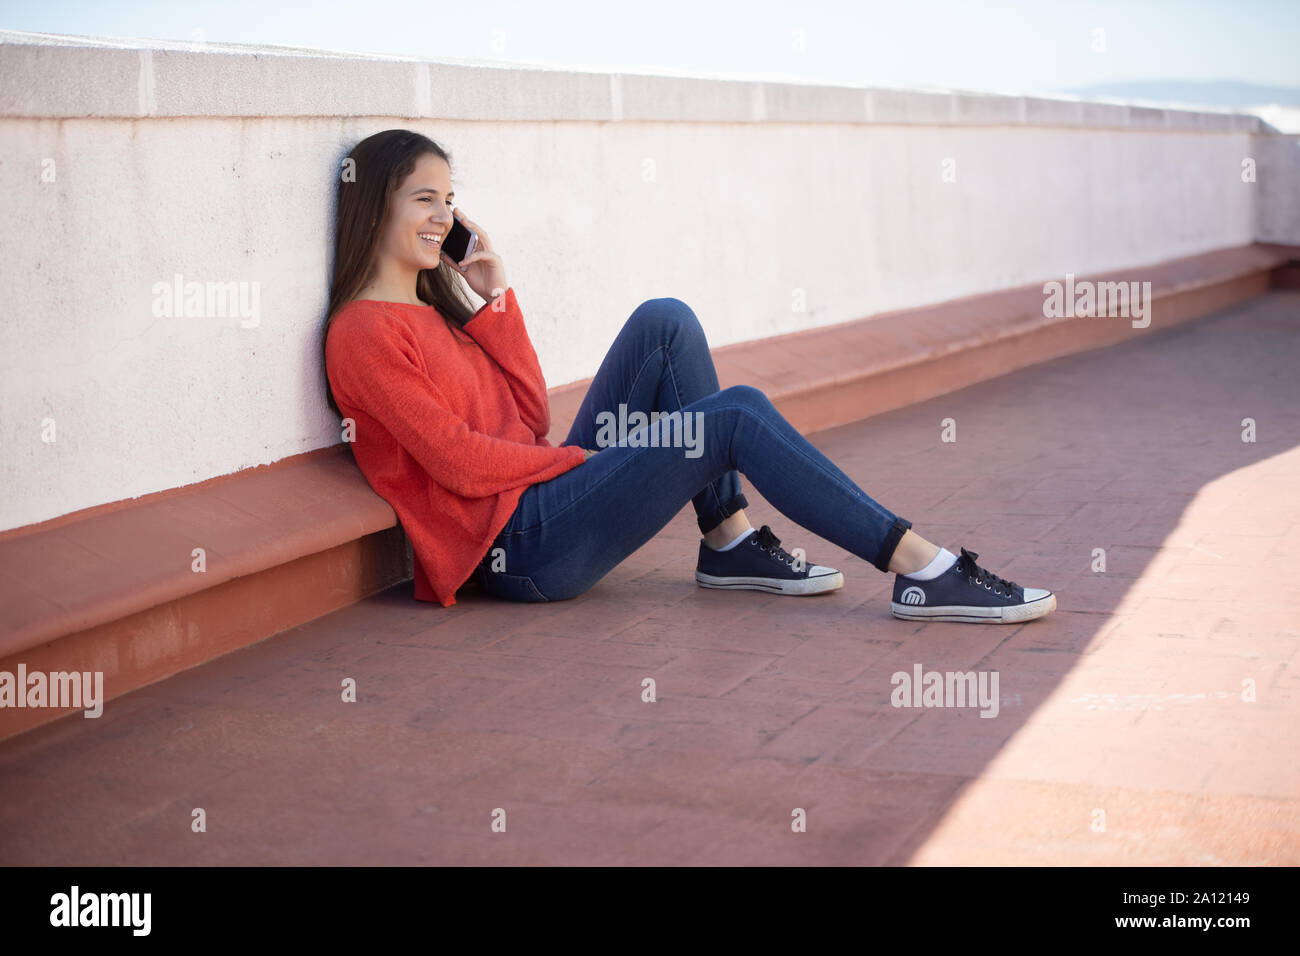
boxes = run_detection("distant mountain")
[1059,80,1300,108]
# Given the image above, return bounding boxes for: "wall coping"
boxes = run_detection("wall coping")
[0,29,1273,132]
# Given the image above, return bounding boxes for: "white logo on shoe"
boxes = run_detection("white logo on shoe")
[901,586,926,605]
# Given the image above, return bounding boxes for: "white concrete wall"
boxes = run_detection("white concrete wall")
[1,30,1295,530]
[1254,133,1300,243]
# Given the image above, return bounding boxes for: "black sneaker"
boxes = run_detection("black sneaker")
[696,524,843,595]
[890,547,1055,623]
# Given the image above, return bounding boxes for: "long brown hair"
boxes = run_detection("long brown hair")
[322,129,478,417]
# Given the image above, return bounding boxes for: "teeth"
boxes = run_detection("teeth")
[419,233,441,242]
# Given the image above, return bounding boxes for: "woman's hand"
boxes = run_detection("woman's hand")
[441,208,509,302]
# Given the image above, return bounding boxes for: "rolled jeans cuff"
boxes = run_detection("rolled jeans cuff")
[698,492,750,534]
[873,516,913,572]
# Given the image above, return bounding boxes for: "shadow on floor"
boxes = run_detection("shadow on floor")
[1,293,1296,865]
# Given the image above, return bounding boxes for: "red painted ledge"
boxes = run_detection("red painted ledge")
[2,241,1296,739]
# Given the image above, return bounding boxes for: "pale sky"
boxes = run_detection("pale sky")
[2,0,1297,97]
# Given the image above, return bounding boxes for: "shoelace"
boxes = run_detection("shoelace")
[753,525,799,567]
[958,547,1018,596]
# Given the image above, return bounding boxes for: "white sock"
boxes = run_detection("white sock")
[903,547,957,580]
[706,526,755,551]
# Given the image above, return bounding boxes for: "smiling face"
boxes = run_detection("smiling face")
[375,152,456,276]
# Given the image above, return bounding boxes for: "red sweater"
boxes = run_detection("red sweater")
[325,287,586,606]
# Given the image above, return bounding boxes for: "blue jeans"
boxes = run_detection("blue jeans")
[472,298,912,601]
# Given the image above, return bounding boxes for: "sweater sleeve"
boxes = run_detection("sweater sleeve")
[327,310,586,499]
[461,287,556,442]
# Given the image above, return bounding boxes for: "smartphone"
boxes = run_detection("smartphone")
[441,215,478,265]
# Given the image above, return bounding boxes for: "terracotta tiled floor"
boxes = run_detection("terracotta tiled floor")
[2,292,1297,865]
